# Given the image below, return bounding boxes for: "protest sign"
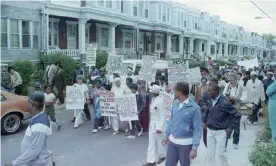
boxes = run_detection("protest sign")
[117,94,139,121]
[86,43,97,67]
[163,93,174,121]
[188,67,202,84]
[237,58,258,70]
[168,59,189,85]
[99,91,117,117]
[65,86,85,110]
[140,55,157,82]
[106,54,123,74]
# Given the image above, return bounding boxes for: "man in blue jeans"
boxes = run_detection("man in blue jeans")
[163,82,202,166]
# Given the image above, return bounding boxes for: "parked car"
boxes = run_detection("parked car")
[1,91,31,135]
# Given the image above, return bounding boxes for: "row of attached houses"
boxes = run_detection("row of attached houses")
[0,0,271,64]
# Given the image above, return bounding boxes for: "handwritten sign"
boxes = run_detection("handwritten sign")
[168,60,189,85]
[160,92,174,121]
[140,55,157,82]
[237,58,258,70]
[117,94,138,121]
[86,43,97,67]
[65,86,84,109]
[106,54,123,74]
[188,67,202,84]
[99,91,117,117]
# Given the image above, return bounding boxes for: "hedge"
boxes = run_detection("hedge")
[10,60,35,95]
[38,53,78,85]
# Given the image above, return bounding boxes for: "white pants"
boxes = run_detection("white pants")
[111,116,119,132]
[74,109,83,127]
[146,130,166,163]
[206,128,229,166]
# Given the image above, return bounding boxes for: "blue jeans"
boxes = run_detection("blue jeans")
[94,118,100,129]
[165,141,192,166]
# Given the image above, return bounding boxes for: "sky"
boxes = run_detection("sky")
[176,0,276,35]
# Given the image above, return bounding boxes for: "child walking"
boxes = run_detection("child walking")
[44,84,62,131]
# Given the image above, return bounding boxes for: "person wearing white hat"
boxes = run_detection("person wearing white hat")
[143,85,166,166]
[126,67,137,83]
[245,71,265,125]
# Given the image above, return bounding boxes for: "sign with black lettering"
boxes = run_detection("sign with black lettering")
[117,94,138,121]
[140,55,157,82]
[106,54,123,75]
[168,59,189,85]
[99,91,117,117]
[65,86,85,109]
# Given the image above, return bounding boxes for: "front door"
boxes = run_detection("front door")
[67,24,77,49]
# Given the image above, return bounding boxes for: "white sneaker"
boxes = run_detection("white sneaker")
[126,135,135,139]
[254,122,258,125]
[98,126,103,130]
[104,126,110,130]
[247,121,253,125]
[138,128,143,137]
[233,144,239,149]
[73,124,79,129]
[113,131,120,135]
[125,128,129,133]
[92,129,98,133]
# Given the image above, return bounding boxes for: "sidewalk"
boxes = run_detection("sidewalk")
[159,121,263,166]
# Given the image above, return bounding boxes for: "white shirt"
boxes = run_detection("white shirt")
[245,79,265,104]
[74,83,89,101]
[11,71,22,86]
[223,82,244,100]
[169,98,193,145]
[44,93,55,102]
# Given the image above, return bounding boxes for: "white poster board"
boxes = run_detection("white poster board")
[168,59,189,85]
[65,86,85,110]
[117,94,139,121]
[99,91,117,117]
[237,58,258,70]
[188,67,202,84]
[106,54,124,75]
[140,55,157,82]
[160,92,174,121]
[86,43,97,67]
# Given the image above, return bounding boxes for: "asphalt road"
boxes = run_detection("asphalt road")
[1,106,262,166]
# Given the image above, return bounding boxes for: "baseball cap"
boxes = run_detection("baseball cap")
[29,91,45,103]
[34,82,41,88]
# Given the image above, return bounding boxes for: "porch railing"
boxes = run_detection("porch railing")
[115,48,136,59]
[47,49,80,60]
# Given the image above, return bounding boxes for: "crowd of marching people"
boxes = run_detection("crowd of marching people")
[5,57,276,166]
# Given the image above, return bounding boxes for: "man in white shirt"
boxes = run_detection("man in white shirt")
[223,72,243,149]
[8,67,23,95]
[245,71,265,125]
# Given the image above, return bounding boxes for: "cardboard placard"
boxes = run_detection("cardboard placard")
[117,94,139,121]
[99,91,117,117]
[65,86,85,110]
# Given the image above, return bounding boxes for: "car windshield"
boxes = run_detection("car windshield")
[121,63,134,72]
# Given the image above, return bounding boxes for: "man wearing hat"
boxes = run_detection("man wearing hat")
[5,91,53,166]
[143,85,166,166]
[126,67,136,83]
[263,72,274,102]
[245,71,265,125]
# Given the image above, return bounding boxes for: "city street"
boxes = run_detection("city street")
[1,106,262,166]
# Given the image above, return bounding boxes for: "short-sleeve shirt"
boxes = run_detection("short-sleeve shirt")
[44,93,55,102]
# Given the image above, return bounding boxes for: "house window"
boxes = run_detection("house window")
[33,22,39,48]
[195,23,198,30]
[22,21,30,48]
[184,21,186,27]
[145,9,148,18]
[1,18,7,47]
[10,19,20,48]
[133,6,137,16]
[211,45,215,54]
[106,1,112,8]
[48,19,59,47]
[124,32,133,49]
[158,4,161,21]
[167,8,170,22]
[98,0,104,7]
[101,28,108,47]
[162,6,166,22]
[171,37,177,52]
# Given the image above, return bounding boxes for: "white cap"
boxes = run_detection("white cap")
[149,85,161,94]
[250,71,258,76]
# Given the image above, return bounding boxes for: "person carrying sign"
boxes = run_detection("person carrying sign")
[142,85,166,166]
[91,80,105,133]
[73,75,89,129]
[109,77,131,135]
[126,83,144,139]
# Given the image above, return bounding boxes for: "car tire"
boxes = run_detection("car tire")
[1,113,22,135]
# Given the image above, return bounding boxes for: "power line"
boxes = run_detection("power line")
[249,0,276,24]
